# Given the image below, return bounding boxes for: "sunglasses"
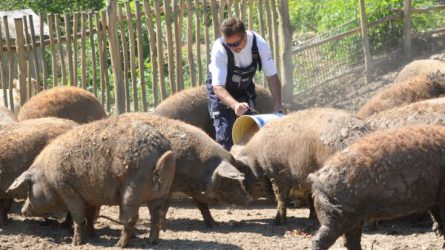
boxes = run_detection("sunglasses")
[224,34,244,48]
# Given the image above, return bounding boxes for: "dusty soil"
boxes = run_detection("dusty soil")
[1,198,442,249]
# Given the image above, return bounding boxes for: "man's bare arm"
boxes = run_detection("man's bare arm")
[266,74,285,112]
[213,85,249,116]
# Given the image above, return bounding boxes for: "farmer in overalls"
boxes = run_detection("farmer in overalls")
[206,17,285,150]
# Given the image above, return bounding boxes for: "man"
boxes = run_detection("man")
[206,17,285,150]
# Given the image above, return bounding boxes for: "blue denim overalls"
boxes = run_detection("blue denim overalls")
[206,34,262,150]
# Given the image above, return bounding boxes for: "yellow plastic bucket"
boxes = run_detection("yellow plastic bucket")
[232,113,285,145]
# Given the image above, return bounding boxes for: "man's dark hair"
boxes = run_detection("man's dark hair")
[220,17,246,37]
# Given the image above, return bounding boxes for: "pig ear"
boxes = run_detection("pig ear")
[6,171,32,196]
[216,162,245,181]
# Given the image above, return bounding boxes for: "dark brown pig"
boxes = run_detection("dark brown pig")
[0,118,77,227]
[18,86,106,123]
[357,72,445,118]
[121,113,253,227]
[309,125,445,250]
[6,117,175,247]
[366,97,445,130]
[235,108,370,224]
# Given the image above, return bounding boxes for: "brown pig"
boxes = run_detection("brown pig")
[0,118,77,227]
[309,125,445,250]
[235,108,370,224]
[18,86,106,123]
[6,117,175,247]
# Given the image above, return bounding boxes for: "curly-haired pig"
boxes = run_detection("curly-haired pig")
[6,117,175,247]
[18,86,106,123]
[394,59,445,83]
[153,84,274,138]
[120,113,252,227]
[235,108,370,224]
[309,125,445,250]
[366,97,445,130]
[0,118,77,227]
[357,72,445,118]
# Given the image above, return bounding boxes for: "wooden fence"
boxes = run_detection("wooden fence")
[0,0,294,114]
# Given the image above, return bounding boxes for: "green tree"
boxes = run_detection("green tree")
[0,0,104,14]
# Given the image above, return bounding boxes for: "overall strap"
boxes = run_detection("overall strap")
[251,34,262,71]
[221,42,235,72]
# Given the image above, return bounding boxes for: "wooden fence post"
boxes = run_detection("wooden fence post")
[195,0,203,85]
[358,0,373,83]
[403,0,412,60]
[73,12,79,86]
[28,15,41,93]
[55,14,66,85]
[210,0,220,39]
[117,5,130,111]
[107,0,125,114]
[0,23,6,107]
[4,16,15,110]
[88,12,98,96]
[270,0,280,79]
[186,0,197,87]
[258,0,265,41]
[135,1,148,111]
[142,0,160,106]
[64,14,75,87]
[264,0,274,58]
[173,0,184,91]
[81,12,87,89]
[39,13,48,89]
[278,0,294,103]
[153,0,167,100]
[14,18,28,106]
[164,0,177,93]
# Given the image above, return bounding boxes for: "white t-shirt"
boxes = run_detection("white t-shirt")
[209,31,277,86]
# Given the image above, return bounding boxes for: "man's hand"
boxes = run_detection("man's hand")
[274,104,287,114]
[233,102,249,116]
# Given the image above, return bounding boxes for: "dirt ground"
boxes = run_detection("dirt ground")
[1,198,443,249]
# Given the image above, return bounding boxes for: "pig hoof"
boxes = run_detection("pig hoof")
[148,237,159,245]
[205,220,219,228]
[115,238,129,248]
[87,227,96,238]
[432,222,444,236]
[72,236,85,246]
[274,215,286,225]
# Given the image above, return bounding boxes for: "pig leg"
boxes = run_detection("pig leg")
[148,198,168,244]
[60,212,73,230]
[116,204,139,247]
[343,221,363,250]
[159,194,172,231]
[193,198,218,227]
[308,195,317,220]
[0,198,13,227]
[270,178,290,225]
[60,189,88,246]
[430,205,443,236]
[86,206,100,238]
[312,224,343,250]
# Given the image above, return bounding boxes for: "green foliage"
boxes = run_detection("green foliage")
[0,0,104,14]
